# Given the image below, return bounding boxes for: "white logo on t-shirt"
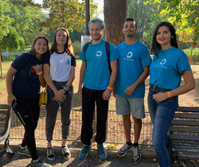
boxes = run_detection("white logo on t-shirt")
[127,52,133,58]
[96,51,102,57]
[160,59,166,65]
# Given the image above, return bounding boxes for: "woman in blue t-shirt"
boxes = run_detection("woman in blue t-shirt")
[6,36,51,167]
[148,22,195,167]
[43,27,76,161]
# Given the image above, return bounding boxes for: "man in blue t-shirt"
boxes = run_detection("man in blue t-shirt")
[114,18,151,163]
[78,18,118,161]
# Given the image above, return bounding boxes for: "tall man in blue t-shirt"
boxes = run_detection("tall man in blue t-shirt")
[78,18,118,161]
[114,18,151,163]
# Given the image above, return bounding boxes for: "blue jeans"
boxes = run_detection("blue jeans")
[148,87,178,167]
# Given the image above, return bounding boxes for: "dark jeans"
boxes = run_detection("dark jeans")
[81,87,109,145]
[148,87,178,167]
[14,96,40,160]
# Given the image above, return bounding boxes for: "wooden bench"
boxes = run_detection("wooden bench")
[168,106,199,167]
[0,104,14,158]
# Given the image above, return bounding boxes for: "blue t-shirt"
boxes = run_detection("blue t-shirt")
[116,41,151,98]
[149,47,191,90]
[12,53,43,99]
[79,39,118,90]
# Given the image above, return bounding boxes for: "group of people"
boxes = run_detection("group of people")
[6,17,195,167]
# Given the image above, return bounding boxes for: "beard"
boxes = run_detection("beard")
[126,33,135,38]
[92,34,102,41]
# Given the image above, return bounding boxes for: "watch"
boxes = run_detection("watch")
[62,85,69,92]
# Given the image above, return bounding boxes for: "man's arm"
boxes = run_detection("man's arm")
[102,59,118,100]
[125,66,149,96]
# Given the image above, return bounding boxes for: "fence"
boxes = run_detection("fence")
[9,107,153,145]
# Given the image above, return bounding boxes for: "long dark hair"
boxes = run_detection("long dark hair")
[29,36,49,58]
[51,27,74,55]
[151,22,178,55]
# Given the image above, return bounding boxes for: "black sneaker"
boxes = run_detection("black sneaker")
[117,143,133,157]
[62,145,71,160]
[46,148,55,161]
[133,145,141,163]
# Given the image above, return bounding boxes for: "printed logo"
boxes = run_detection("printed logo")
[29,67,38,79]
[160,59,166,65]
[96,51,102,57]
[65,59,70,65]
[127,52,133,58]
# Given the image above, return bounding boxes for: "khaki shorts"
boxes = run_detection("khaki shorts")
[116,94,145,119]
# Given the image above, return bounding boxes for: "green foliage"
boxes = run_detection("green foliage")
[42,0,99,32]
[70,30,84,42]
[0,0,11,41]
[72,41,81,56]
[184,48,199,63]
[159,0,199,42]
[0,81,6,88]
[128,0,166,49]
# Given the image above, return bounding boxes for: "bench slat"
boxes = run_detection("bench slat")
[170,134,199,141]
[169,126,199,133]
[176,107,199,112]
[174,113,199,119]
[171,120,199,126]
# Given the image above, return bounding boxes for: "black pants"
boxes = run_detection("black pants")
[14,96,40,160]
[81,87,109,145]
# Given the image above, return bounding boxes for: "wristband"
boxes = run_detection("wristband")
[167,91,171,98]
[62,85,69,92]
[7,94,14,98]
[107,87,113,90]
[37,71,43,75]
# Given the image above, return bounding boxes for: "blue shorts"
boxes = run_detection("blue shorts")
[116,94,145,119]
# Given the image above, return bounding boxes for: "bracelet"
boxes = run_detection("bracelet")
[37,71,43,75]
[167,91,171,98]
[62,85,69,92]
[7,94,14,98]
[107,86,113,90]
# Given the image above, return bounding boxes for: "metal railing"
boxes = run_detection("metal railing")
[10,107,153,145]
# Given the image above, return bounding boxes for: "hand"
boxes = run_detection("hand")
[125,85,135,96]
[32,64,42,74]
[55,89,65,100]
[153,92,168,102]
[7,95,17,108]
[78,87,82,98]
[102,89,112,101]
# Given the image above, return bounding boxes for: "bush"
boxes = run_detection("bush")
[183,48,199,63]
[72,40,81,57]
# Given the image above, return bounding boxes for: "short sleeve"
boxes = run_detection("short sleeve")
[109,43,118,62]
[71,55,76,66]
[176,51,191,74]
[79,44,86,61]
[11,53,30,71]
[42,50,51,65]
[141,46,152,67]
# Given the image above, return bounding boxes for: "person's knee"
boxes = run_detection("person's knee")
[152,136,163,150]
[123,114,130,121]
[133,117,142,124]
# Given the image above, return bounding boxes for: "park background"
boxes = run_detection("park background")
[0,0,199,165]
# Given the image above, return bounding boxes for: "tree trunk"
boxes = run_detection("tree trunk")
[104,0,128,46]
[0,48,4,79]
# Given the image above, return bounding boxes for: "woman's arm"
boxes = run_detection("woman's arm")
[33,64,46,87]
[6,66,17,107]
[56,66,75,100]
[43,64,58,96]
[153,70,195,102]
